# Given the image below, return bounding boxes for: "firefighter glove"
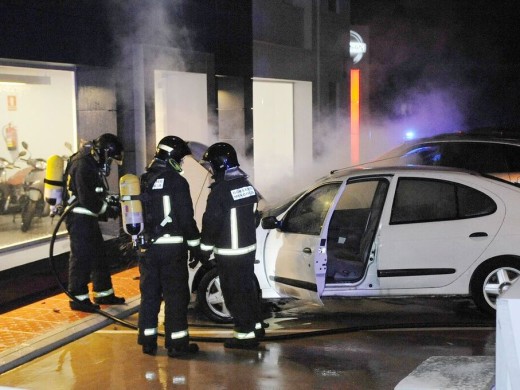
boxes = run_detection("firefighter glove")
[104,195,120,219]
[105,205,120,219]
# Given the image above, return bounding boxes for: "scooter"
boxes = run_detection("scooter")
[0,150,29,218]
[20,142,49,232]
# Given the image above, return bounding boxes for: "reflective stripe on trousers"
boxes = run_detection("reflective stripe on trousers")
[144,327,158,336]
[171,330,189,340]
[233,330,256,340]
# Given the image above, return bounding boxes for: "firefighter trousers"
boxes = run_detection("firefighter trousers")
[66,213,113,297]
[215,252,262,334]
[138,244,191,349]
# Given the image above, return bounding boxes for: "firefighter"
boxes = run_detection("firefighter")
[66,133,126,312]
[197,142,265,349]
[137,136,201,357]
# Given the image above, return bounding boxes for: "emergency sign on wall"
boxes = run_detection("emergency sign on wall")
[7,95,17,111]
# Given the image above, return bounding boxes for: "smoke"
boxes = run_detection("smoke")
[351,0,520,151]
[102,1,520,208]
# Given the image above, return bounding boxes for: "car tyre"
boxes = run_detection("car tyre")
[196,267,233,324]
[470,258,520,316]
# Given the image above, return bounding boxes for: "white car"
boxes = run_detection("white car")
[191,165,520,323]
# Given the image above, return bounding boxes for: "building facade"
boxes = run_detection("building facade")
[0,0,350,260]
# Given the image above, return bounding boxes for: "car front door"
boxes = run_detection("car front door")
[262,182,341,304]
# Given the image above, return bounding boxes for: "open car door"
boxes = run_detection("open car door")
[263,182,342,304]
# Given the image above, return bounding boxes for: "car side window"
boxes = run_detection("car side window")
[401,144,442,165]
[439,142,509,173]
[390,178,496,224]
[283,183,341,235]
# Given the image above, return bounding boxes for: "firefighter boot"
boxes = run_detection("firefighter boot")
[224,336,260,350]
[94,293,126,305]
[254,321,269,339]
[69,298,100,313]
[142,344,158,356]
[167,336,199,358]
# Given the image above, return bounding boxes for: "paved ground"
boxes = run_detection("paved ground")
[0,267,497,389]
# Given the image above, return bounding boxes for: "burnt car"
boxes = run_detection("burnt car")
[194,165,520,322]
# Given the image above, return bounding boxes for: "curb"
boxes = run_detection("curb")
[0,296,140,375]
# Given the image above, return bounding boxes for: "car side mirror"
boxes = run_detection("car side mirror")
[261,216,281,230]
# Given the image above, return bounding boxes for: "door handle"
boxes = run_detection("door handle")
[303,247,312,254]
[469,232,488,238]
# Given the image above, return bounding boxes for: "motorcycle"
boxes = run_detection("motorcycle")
[19,142,49,232]
[0,150,29,219]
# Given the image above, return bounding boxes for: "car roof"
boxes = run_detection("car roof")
[418,132,520,144]
[403,128,520,146]
[324,164,520,188]
[374,129,520,161]
[329,164,468,179]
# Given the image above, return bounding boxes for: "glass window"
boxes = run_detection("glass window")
[401,144,443,165]
[327,180,386,256]
[326,179,389,282]
[0,65,76,251]
[390,178,496,224]
[439,142,508,173]
[283,183,340,235]
[457,184,497,217]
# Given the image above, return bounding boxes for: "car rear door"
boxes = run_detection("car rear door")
[263,182,341,304]
[377,174,504,289]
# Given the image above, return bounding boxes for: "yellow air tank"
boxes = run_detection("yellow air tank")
[44,155,64,215]
[120,174,144,246]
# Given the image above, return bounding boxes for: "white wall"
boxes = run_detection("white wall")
[154,70,209,146]
[252,79,313,202]
[253,80,294,195]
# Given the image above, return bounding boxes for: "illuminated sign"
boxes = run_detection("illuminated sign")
[350,31,366,64]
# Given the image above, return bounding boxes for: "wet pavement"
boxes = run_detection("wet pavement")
[0,266,497,389]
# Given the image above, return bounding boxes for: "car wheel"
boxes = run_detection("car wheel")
[196,267,233,324]
[470,258,520,316]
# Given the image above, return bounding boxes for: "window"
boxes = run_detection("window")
[401,144,443,165]
[327,179,387,256]
[390,178,496,224]
[439,142,509,173]
[283,183,340,235]
[326,179,389,282]
[0,64,76,251]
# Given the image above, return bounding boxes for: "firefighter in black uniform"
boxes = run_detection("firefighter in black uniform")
[66,133,126,312]
[197,142,265,349]
[138,136,201,357]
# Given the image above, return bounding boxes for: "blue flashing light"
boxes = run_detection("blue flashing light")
[404,130,416,140]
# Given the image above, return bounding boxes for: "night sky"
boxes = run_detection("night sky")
[350,0,520,134]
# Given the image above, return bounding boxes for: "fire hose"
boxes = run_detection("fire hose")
[48,201,494,343]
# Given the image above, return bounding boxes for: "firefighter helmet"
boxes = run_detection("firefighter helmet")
[201,142,239,174]
[155,136,191,162]
[93,133,124,176]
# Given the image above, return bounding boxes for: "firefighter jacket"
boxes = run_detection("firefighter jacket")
[200,169,258,256]
[66,152,109,217]
[140,160,200,247]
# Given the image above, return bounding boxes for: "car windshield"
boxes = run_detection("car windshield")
[260,190,305,218]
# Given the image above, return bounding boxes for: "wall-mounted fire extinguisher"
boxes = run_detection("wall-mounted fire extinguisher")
[3,122,18,151]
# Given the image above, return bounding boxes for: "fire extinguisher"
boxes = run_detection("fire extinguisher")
[3,122,18,151]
